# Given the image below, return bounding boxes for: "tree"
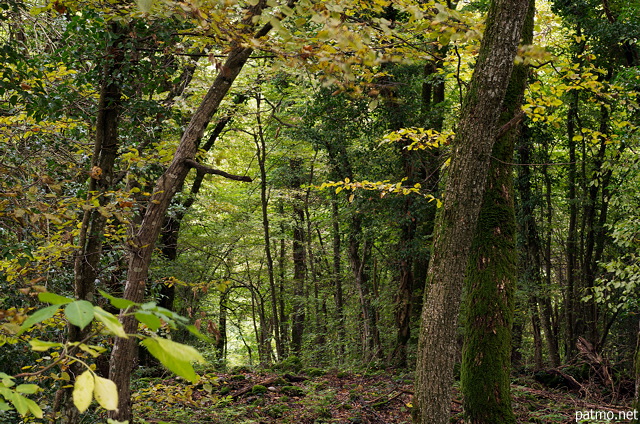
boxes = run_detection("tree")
[413,1,531,423]
[460,2,534,422]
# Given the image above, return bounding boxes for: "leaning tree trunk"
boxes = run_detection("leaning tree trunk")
[107,1,275,417]
[460,4,533,422]
[412,1,531,423]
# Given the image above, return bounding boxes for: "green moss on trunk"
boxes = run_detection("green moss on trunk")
[460,2,534,423]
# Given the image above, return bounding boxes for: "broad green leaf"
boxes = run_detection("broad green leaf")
[38,292,73,305]
[135,311,162,331]
[17,305,59,335]
[0,372,13,380]
[93,307,127,338]
[0,399,10,411]
[93,376,118,410]
[26,397,43,418]
[15,384,39,394]
[136,0,153,13]
[98,290,135,310]
[141,337,205,383]
[185,324,211,342]
[29,340,62,352]
[65,301,94,330]
[140,301,157,310]
[10,392,42,417]
[73,370,94,413]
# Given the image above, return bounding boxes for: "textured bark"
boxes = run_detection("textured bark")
[58,22,125,424]
[107,2,276,417]
[460,3,533,422]
[412,1,530,423]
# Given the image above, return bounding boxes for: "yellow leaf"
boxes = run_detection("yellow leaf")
[93,376,118,410]
[73,370,94,413]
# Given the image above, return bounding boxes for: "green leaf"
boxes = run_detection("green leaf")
[15,384,39,394]
[141,337,205,383]
[64,301,94,330]
[29,340,62,352]
[136,0,153,13]
[38,292,73,305]
[73,370,94,413]
[135,311,162,331]
[0,399,10,411]
[10,392,43,418]
[17,304,59,335]
[140,301,157,310]
[98,290,135,310]
[93,307,127,338]
[185,324,212,342]
[93,376,118,410]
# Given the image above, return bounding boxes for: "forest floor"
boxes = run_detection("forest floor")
[131,367,636,424]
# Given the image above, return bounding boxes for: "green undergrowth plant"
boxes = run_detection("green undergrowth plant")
[0,290,208,421]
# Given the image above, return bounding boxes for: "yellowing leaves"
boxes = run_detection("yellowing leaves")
[72,371,119,413]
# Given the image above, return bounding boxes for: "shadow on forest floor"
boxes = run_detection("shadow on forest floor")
[129,368,635,424]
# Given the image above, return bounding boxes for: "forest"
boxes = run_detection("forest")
[0,0,639,422]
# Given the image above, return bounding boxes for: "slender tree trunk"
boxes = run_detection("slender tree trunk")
[58,22,125,423]
[291,196,307,355]
[413,1,530,422]
[541,140,561,363]
[278,200,290,356]
[332,197,346,357]
[107,4,273,415]
[215,288,228,362]
[530,298,544,370]
[566,90,579,358]
[255,93,283,361]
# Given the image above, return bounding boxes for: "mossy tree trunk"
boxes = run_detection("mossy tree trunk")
[460,4,533,422]
[413,1,531,423]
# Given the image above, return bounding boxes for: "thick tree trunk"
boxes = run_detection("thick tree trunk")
[413,1,530,423]
[107,8,271,416]
[460,4,532,421]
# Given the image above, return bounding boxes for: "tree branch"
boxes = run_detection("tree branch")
[496,110,525,138]
[184,159,253,182]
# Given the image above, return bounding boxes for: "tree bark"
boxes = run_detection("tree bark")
[107,3,274,417]
[59,21,125,424]
[460,4,533,422]
[412,1,531,423]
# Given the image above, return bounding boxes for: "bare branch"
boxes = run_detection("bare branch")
[184,159,253,182]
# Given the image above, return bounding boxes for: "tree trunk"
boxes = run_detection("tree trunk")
[460,4,533,421]
[59,21,125,423]
[256,93,283,361]
[107,4,273,416]
[291,195,307,355]
[413,1,531,422]
[565,90,579,358]
[332,197,346,358]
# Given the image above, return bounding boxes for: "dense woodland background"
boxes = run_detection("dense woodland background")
[0,0,639,422]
